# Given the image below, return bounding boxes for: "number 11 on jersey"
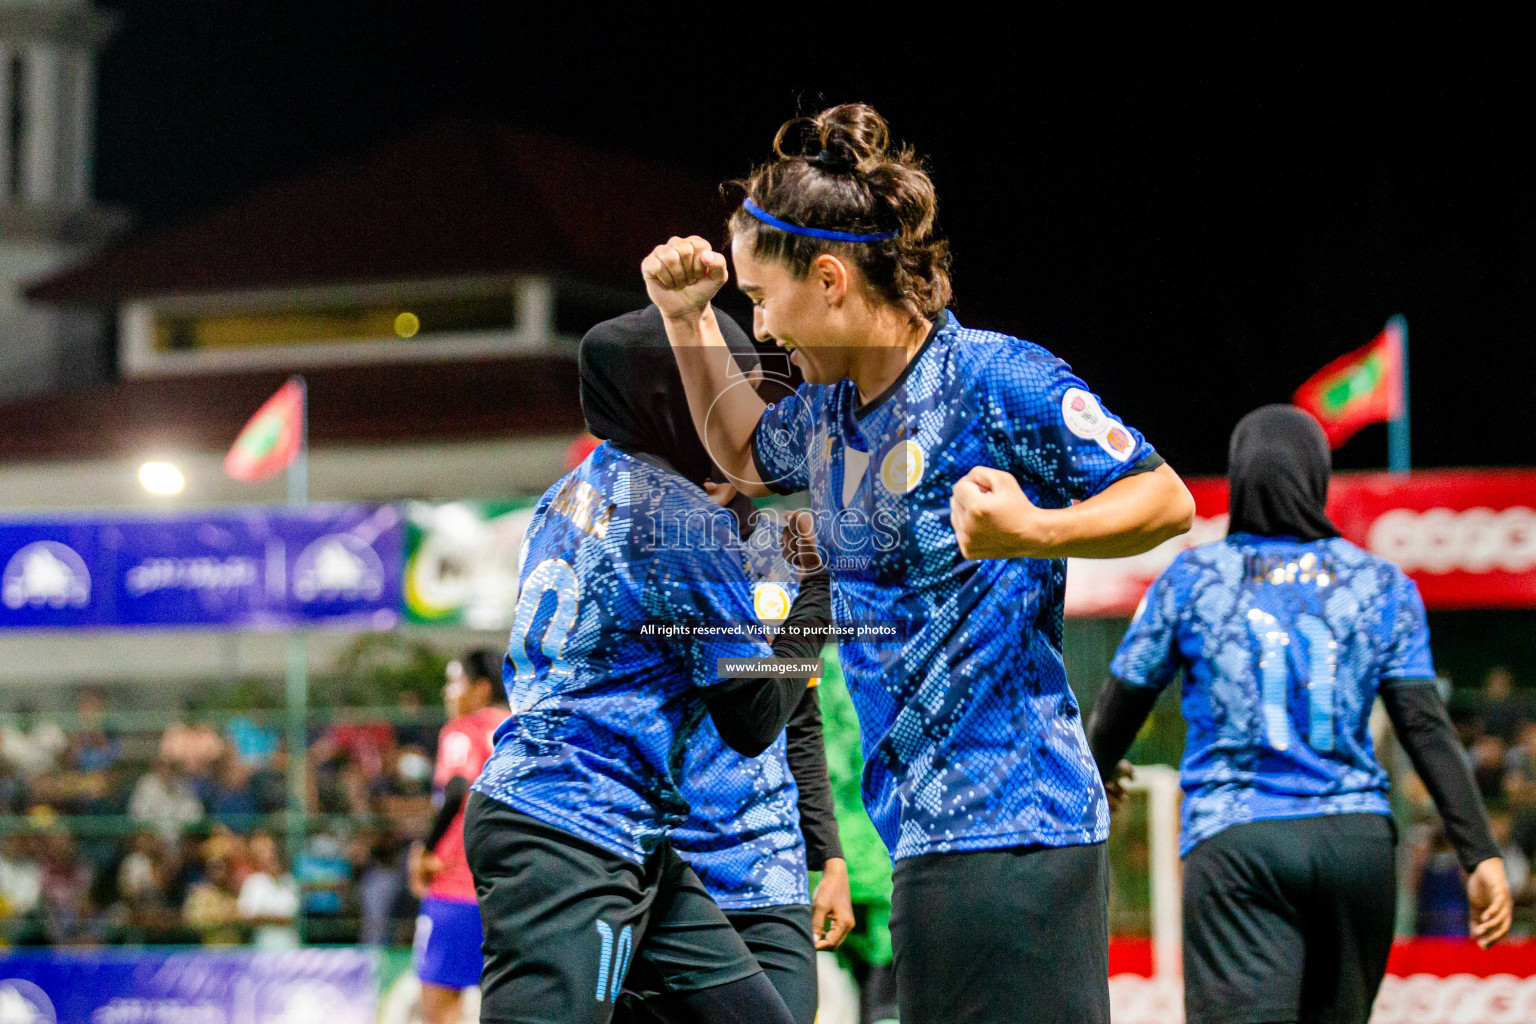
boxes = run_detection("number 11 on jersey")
[1246,609,1338,754]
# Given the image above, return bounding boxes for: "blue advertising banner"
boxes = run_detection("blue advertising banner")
[0,947,377,1024]
[0,505,403,631]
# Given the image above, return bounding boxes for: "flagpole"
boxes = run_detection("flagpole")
[284,375,309,936]
[1387,315,1410,474]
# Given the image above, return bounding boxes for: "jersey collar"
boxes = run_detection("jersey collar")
[853,310,950,421]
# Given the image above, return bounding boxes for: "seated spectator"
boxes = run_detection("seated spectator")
[393,690,434,752]
[163,825,212,910]
[387,744,433,800]
[251,743,289,815]
[237,831,300,950]
[182,853,244,945]
[0,833,42,922]
[1506,721,1536,853]
[0,764,27,815]
[130,759,205,843]
[317,719,395,785]
[1,702,66,778]
[1479,666,1525,744]
[1414,828,1470,936]
[315,753,378,816]
[1489,811,1531,907]
[294,832,352,920]
[353,828,406,946]
[117,830,166,904]
[1471,734,1509,802]
[39,829,98,945]
[68,687,123,774]
[110,831,192,945]
[161,706,225,778]
[224,715,279,770]
[207,752,257,831]
[203,826,251,889]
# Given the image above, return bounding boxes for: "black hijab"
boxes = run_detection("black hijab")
[579,305,760,488]
[1227,404,1339,541]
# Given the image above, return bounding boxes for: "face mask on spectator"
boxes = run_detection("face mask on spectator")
[397,752,431,784]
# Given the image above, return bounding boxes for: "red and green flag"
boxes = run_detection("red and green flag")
[1293,318,1405,449]
[226,377,306,483]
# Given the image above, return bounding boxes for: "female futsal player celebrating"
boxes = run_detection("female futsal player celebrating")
[643,104,1195,1024]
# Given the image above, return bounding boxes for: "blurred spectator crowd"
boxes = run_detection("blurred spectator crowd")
[6,668,1536,948]
[0,686,443,947]
[1406,666,1536,937]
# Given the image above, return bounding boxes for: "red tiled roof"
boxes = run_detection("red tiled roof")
[26,119,729,305]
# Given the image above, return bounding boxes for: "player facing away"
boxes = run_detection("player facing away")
[464,305,834,1024]
[616,477,855,1024]
[409,650,509,1024]
[642,104,1196,1024]
[1089,405,1513,1024]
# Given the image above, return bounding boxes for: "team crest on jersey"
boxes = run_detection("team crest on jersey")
[753,582,791,623]
[1061,388,1110,440]
[880,440,925,495]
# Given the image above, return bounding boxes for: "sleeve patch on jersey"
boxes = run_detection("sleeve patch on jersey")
[1096,423,1136,462]
[1061,388,1112,440]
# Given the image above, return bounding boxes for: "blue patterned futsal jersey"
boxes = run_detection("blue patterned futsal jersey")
[752,312,1157,860]
[668,518,809,909]
[473,442,773,863]
[1110,534,1435,855]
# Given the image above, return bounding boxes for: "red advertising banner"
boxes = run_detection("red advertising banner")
[1066,470,1536,617]
[1109,939,1536,1022]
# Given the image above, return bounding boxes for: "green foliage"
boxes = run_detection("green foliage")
[319,633,451,705]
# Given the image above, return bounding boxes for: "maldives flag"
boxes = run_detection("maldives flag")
[225,378,306,482]
[1293,318,1405,449]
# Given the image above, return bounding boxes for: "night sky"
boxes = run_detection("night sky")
[91,5,1535,476]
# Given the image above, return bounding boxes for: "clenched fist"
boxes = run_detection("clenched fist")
[950,466,1055,559]
[642,235,728,322]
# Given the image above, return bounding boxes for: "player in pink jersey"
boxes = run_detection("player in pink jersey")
[409,649,508,1024]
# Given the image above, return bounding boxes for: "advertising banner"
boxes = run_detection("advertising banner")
[1066,470,1536,617]
[0,505,403,631]
[402,500,536,629]
[1107,938,1536,1024]
[0,947,377,1024]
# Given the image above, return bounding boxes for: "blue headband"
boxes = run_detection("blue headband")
[741,199,895,243]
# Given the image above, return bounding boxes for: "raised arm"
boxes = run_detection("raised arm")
[642,236,772,494]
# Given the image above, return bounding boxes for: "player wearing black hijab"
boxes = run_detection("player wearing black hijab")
[466,306,833,1024]
[1089,405,1512,1024]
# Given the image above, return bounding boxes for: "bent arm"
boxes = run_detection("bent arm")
[702,572,832,756]
[422,775,469,853]
[783,685,843,869]
[660,305,772,495]
[1042,464,1195,558]
[1086,677,1163,783]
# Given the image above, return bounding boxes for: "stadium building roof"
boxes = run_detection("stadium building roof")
[25,118,729,304]
[0,355,584,461]
[5,119,738,462]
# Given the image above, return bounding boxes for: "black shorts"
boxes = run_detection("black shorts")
[615,904,818,1024]
[464,793,764,1024]
[890,842,1110,1024]
[1183,813,1397,1024]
